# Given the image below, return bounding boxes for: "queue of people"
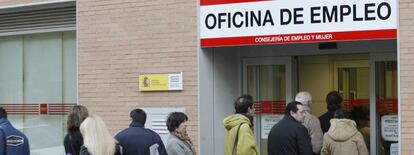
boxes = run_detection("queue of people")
[224,92,369,155]
[0,91,369,155]
[0,105,195,155]
[63,106,195,155]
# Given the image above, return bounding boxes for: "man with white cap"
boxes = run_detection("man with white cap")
[295,91,323,155]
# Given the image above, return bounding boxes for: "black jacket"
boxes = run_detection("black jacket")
[64,129,83,155]
[318,111,335,134]
[114,122,167,155]
[79,144,122,155]
[268,115,313,155]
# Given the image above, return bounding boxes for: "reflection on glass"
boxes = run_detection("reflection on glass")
[0,32,76,155]
[247,65,286,155]
[376,61,398,155]
[337,67,371,153]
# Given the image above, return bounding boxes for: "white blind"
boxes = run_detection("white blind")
[0,32,76,104]
[0,36,23,103]
[24,33,63,103]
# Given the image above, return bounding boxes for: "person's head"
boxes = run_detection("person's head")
[166,112,188,133]
[80,115,116,155]
[295,91,312,111]
[285,101,305,123]
[334,109,351,119]
[326,91,342,111]
[0,107,7,119]
[67,105,89,132]
[234,94,255,115]
[351,105,370,127]
[130,108,147,125]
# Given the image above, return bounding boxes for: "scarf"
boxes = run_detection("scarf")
[173,130,197,155]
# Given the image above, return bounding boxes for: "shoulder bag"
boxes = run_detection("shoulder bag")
[232,123,245,155]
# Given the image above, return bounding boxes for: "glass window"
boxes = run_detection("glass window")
[376,61,398,155]
[247,65,286,155]
[337,67,371,153]
[0,32,76,155]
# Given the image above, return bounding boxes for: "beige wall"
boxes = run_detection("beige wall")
[400,0,414,154]
[298,54,369,117]
[77,0,198,148]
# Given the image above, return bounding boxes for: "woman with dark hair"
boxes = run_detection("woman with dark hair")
[64,105,89,155]
[319,91,343,134]
[321,109,368,155]
[166,112,196,155]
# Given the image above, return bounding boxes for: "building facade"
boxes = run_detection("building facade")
[0,0,412,155]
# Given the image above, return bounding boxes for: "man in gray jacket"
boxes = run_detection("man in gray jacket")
[295,92,323,155]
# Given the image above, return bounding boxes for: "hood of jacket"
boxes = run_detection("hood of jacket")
[223,114,252,130]
[327,119,358,141]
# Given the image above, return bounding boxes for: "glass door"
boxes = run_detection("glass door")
[371,53,398,155]
[334,59,371,153]
[243,57,293,155]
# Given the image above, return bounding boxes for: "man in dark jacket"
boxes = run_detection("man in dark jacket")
[0,107,30,155]
[115,108,167,155]
[268,101,312,155]
[319,91,342,134]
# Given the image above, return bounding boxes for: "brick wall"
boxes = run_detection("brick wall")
[77,0,198,149]
[400,0,414,154]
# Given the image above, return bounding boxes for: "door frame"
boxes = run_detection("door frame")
[242,56,295,151]
[370,52,397,155]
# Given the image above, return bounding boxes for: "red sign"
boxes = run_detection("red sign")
[39,104,48,115]
[377,99,398,115]
[343,99,369,111]
[254,101,286,114]
[201,29,396,47]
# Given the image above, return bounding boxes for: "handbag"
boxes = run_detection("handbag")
[68,133,77,155]
[232,123,245,155]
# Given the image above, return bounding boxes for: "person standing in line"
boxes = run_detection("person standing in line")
[166,112,196,155]
[0,107,30,155]
[223,94,258,155]
[320,109,369,155]
[268,101,313,155]
[79,115,122,155]
[351,105,370,150]
[115,108,167,155]
[295,91,323,155]
[64,105,89,155]
[319,91,342,134]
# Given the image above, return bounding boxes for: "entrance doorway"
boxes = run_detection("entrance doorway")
[244,53,398,155]
[243,57,293,155]
[298,54,371,153]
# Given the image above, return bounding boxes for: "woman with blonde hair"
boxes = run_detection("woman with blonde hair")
[64,105,89,155]
[79,115,122,155]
